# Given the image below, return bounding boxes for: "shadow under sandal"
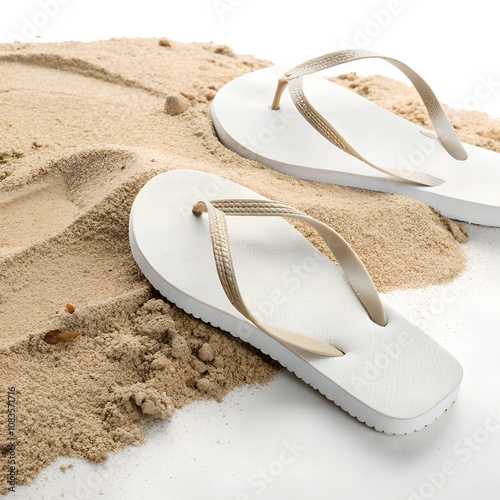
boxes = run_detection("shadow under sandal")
[211,49,500,226]
[129,169,463,434]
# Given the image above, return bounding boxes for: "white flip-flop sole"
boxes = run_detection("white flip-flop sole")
[211,65,500,226]
[129,170,463,435]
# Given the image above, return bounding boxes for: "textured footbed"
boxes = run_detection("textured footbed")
[129,170,463,434]
[211,65,500,227]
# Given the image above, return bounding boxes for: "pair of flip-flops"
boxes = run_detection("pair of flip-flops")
[130,50,499,435]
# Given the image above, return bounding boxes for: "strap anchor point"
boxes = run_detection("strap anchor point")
[192,201,206,216]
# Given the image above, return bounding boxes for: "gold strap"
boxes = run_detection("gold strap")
[192,198,388,357]
[271,49,468,187]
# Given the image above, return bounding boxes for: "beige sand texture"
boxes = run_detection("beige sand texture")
[0,38,496,493]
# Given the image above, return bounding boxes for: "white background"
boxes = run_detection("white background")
[2,0,500,116]
[1,1,500,499]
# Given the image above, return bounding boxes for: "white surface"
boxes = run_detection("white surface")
[1,1,500,499]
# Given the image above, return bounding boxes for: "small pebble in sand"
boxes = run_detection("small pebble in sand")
[158,38,172,47]
[43,331,59,344]
[164,93,189,116]
[66,303,75,314]
[44,330,79,344]
[58,330,79,342]
[198,343,214,362]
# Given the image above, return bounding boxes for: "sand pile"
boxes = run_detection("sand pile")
[0,37,494,493]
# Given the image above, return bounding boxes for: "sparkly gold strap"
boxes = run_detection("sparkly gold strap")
[193,198,388,357]
[271,49,467,187]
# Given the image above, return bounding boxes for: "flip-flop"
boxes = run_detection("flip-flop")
[211,49,500,227]
[129,169,463,434]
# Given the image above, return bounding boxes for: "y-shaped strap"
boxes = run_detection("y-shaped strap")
[270,49,468,187]
[192,198,387,357]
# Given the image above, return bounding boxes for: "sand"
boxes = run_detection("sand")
[1,37,496,493]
